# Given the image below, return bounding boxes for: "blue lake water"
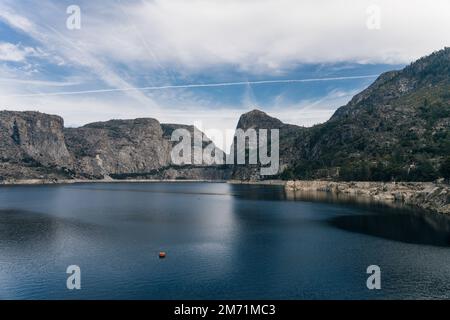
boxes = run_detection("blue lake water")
[0,182,450,299]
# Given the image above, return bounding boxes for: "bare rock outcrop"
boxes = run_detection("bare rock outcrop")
[64,118,172,178]
[286,180,450,214]
[0,112,230,181]
[0,111,73,180]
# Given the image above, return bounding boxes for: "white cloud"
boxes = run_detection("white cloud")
[0,77,79,87]
[3,0,447,74]
[0,6,33,32]
[0,42,35,62]
[70,0,450,72]
[1,0,448,84]
[0,1,160,109]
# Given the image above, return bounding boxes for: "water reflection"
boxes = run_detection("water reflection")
[285,189,450,247]
[68,183,288,201]
[285,189,406,209]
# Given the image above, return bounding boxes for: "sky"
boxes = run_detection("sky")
[0,0,449,149]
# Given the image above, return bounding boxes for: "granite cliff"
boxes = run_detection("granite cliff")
[0,111,74,181]
[0,113,230,182]
[65,118,171,178]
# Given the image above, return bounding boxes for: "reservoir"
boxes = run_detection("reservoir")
[0,182,449,299]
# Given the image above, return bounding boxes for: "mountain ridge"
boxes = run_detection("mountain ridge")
[1,47,449,182]
[239,47,450,182]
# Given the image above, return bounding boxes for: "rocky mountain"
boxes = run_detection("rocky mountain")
[65,118,171,178]
[231,47,450,181]
[0,113,230,181]
[229,109,306,180]
[0,111,74,180]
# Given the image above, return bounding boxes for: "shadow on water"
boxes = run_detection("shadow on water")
[329,211,450,247]
[283,189,450,247]
[0,208,107,248]
[0,209,60,245]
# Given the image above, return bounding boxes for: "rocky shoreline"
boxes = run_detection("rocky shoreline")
[285,180,450,214]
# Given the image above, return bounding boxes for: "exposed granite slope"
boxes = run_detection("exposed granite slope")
[0,112,230,181]
[230,109,305,180]
[0,111,74,180]
[286,180,450,214]
[64,118,171,178]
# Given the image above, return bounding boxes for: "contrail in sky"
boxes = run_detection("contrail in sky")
[0,74,379,98]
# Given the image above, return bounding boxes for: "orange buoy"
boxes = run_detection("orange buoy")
[159,251,166,259]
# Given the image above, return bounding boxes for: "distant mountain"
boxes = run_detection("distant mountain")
[229,109,305,180]
[231,47,450,181]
